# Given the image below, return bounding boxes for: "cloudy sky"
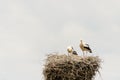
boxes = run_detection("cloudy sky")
[0,0,120,80]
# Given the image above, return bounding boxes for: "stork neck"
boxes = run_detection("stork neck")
[80,40,83,43]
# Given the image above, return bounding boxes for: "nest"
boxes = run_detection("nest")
[43,54,101,80]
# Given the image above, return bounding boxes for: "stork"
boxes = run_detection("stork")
[67,46,78,56]
[79,40,92,56]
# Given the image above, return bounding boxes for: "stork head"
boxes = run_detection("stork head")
[80,40,83,43]
[67,46,73,53]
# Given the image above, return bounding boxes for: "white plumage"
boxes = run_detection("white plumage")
[67,46,78,56]
[80,40,92,56]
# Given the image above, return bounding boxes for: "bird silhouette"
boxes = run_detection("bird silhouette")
[67,46,78,56]
[80,40,92,56]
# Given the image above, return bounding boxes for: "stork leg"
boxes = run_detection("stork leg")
[86,51,88,57]
[83,51,85,58]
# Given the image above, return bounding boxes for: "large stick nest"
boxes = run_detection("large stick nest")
[43,54,101,80]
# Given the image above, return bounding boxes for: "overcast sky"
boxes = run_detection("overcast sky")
[0,0,120,80]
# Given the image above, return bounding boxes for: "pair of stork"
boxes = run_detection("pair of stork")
[67,40,92,56]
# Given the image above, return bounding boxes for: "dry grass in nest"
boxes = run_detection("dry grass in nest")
[43,54,101,80]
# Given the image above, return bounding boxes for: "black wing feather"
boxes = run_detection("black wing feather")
[84,46,92,53]
[72,51,78,55]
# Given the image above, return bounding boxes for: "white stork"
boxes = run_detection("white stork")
[79,40,92,56]
[67,46,78,56]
